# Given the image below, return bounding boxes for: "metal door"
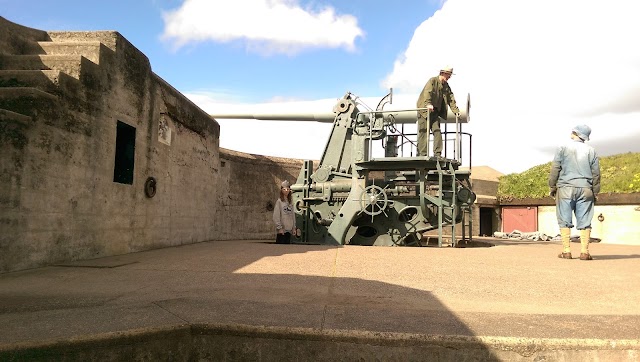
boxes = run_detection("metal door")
[502,206,538,233]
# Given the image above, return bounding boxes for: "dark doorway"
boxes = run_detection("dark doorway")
[113,121,136,185]
[479,207,493,237]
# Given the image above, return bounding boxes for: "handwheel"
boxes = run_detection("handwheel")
[359,185,388,216]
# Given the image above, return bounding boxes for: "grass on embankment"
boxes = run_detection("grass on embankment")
[497,152,640,202]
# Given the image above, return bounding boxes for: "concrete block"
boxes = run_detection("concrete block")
[0,70,81,98]
[48,30,119,51]
[0,108,31,124]
[37,41,103,63]
[0,54,83,78]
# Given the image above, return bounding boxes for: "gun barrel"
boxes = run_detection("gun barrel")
[210,113,336,122]
[211,109,468,124]
[211,93,470,124]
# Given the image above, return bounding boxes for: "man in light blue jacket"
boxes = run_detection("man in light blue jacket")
[549,124,601,260]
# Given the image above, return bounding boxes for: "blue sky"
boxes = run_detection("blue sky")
[4,0,640,174]
[3,0,432,101]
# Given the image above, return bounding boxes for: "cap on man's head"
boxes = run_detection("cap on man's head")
[281,180,290,188]
[572,124,591,141]
[440,66,455,75]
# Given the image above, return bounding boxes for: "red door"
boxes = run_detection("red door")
[502,207,538,233]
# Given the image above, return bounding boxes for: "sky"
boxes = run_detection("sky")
[3,0,640,175]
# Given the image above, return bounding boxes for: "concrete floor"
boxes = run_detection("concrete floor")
[1,238,639,360]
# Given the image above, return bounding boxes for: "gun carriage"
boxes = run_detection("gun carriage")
[212,90,475,247]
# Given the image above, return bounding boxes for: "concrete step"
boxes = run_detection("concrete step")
[35,41,104,63]
[0,54,96,79]
[0,87,59,120]
[0,87,93,135]
[0,70,81,97]
[0,108,31,153]
[47,31,118,51]
[0,108,32,124]
[0,86,57,100]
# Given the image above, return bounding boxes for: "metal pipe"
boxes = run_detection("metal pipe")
[294,182,408,194]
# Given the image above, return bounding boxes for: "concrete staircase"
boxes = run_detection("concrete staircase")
[0,17,112,125]
[0,16,226,275]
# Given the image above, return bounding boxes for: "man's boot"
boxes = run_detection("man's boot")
[558,227,572,259]
[579,229,593,260]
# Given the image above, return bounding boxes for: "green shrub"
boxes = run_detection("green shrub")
[497,152,640,202]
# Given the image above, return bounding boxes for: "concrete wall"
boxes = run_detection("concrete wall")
[0,17,306,273]
[472,178,498,198]
[503,193,640,245]
[0,16,504,272]
[538,205,640,245]
[217,148,303,241]
[463,169,501,238]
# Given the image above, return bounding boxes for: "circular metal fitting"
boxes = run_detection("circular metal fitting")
[144,177,157,198]
[359,185,388,216]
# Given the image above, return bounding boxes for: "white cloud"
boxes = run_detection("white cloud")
[186,0,640,175]
[161,0,364,55]
[382,0,640,174]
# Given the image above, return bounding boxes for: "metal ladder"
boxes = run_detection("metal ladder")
[434,160,458,247]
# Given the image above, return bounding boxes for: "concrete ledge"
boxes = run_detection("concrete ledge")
[2,323,639,361]
[0,325,192,361]
[36,41,103,63]
[220,147,306,166]
[0,108,31,124]
[47,31,119,52]
[0,87,58,102]
[0,54,90,79]
[0,70,81,96]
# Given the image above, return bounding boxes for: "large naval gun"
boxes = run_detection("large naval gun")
[212,90,475,247]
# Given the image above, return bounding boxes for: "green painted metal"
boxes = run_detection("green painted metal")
[212,91,475,247]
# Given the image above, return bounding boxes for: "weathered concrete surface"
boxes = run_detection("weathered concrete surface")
[0,16,214,272]
[0,16,308,273]
[218,148,304,241]
[1,239,639,360]
[538,205,640,246]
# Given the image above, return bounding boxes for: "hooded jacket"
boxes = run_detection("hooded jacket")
[273,198,296,232]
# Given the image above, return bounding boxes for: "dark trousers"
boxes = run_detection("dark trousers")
[276,232,292,244]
